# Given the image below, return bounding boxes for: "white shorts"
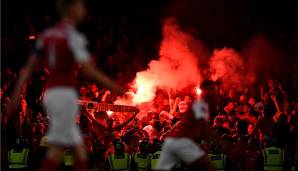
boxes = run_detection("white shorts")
[43,87,82,146]
[156,138,205,170]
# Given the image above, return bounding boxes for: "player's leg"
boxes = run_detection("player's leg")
[72,144,89,171]
[155,138,179,171]
[174,138,216,171]
[41,88,84,170]
[60,89,89,171]
[61,89,89,171]
[39,145,64,171]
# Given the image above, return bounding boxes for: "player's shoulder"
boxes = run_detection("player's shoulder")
[38,23,65,40]
[65,25,87,43]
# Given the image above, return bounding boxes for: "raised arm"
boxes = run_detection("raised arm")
[82,105,107,130]
[252,116,262,136]
[113,111,139,131]
[271,95,280,113]
[271,95,282,122]
[278,83,288,101]
[170,97,181,115]
[7,54,39,116]
[67,28,125,95]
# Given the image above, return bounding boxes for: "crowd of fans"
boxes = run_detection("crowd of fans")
[2,8,298,171]
[2,0,298,170]
[1,63,298,170]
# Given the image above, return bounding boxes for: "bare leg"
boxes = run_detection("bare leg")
[39,145,64,171]
[47,145,65,162]
[73,144,89,171]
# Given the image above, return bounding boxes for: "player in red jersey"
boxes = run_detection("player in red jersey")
[8,0,124,170]
[156,80,233,171]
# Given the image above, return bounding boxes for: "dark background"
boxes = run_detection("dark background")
[2,0,298,93]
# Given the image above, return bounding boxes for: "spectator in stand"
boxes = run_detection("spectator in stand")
[236,104,257,124]
[227,89,237,103]
[275,114,291,148]
[224,102,236,116]
[126,134,140,154]
[247,124,259,147]
[232,120,249,143]
[79,86,88,100]
[253,104,277,145]
[141,112,154,128]
[239,94,248,105]
[2,62,298,171]
[212,116,230,136]
[13,99,32,144]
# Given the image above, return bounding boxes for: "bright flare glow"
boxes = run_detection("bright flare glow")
[106,110,113,116]
[29,35,36,40]
[195,87,202,95]
[113,18,202,106]
[132,74,156,104]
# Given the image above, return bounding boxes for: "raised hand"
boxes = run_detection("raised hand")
[271,95,277,101]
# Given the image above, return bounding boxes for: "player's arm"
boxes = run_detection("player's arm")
[7,54,39,116]
[80,62,125,95]
[68,30,125,95]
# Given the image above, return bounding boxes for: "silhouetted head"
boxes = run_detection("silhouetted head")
[200,80,216,102]
[56,0,87,25]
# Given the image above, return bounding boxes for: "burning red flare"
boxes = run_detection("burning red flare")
[28,35,36,40]
[195,87,202,95]
[114,18,203,106]
[106,110,113,116]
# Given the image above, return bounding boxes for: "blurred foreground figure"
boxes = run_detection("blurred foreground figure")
[8,0,124,170]
[156,80,234,171]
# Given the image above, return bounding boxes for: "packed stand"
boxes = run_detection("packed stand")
[1,65,297,171]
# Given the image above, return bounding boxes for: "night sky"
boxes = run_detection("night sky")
[2,0,298,68]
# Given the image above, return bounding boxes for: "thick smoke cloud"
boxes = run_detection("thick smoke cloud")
[209,48,256,91]
[115,16,287,106]
[243,34,283,79]
[115,18,205,105]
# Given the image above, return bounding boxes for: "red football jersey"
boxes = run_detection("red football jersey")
[34,21,90,88]
[168,98,209,139]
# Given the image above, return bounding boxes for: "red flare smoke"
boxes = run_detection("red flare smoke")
[209,48,256,91]
[115,18,202,105]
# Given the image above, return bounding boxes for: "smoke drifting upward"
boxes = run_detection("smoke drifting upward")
[244,35,283,79]
[115,20,277,106]
[115,18,203,105]
[209,48,256,91]
[156,18,202,90]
